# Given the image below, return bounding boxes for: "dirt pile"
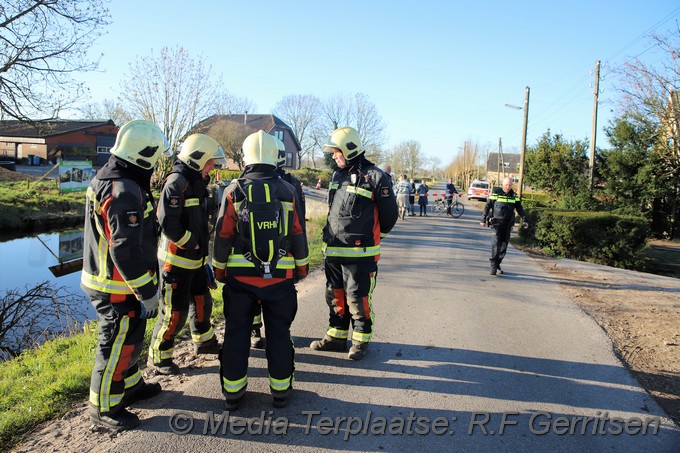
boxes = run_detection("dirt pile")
[0,167,36,182]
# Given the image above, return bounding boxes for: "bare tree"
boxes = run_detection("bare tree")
[209,121,255,170]
[273,94,322,168]
[0,282,88,360]
[78,99,132,125]
[0,0,110,121]
[118,46,221,152]
[214,91,257,115]
[319,92,387,163]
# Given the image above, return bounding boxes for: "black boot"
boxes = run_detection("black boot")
[310,335,347,352]
[348,341,369,361]
[122,381,162,407]
[89,404,140,431]
[195,336,221,355]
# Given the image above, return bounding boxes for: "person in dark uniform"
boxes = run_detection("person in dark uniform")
[480,177,529,275]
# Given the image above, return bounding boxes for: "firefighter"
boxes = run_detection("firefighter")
[149,134,226,375]
[81,120,171,431]
[310,127,398,361]
[480,176,529,275]
[213,130,309,410]
[250,137,306,349]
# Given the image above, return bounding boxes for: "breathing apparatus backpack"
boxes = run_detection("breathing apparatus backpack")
[235,178,288,279]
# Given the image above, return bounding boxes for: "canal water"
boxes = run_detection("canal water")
[0,229,95,358]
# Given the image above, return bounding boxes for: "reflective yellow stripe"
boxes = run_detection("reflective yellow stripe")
[222,375,248,393]
[126,271,153,289]
[158,248,205,269]
[252,314,262,325]
[100,315,130,412]
[327,327,349,339]
[184,198,199,207]
[144,201,153,218]
[150,282,175,363]
[324,245,380,258]
[330,182,339,190]
[192,327,215,343]
[352,331,372,343]
[227,255,295,269]
[175,231,192,248]
[269,375,293,392]
[494,195,517,203]
[212,259,226,270]
[346,185,373,199]
[295,256,309,266]
[380,232,388,238]
[124,369,141,390]
[81,271,134,295]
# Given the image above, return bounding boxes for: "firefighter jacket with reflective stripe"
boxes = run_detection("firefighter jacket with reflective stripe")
[482,188,527,224]
[212,165,308,286]
[157,162,211,272]
[322,156,398,263]
[81,159,158,303]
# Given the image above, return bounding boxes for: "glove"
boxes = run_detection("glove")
[214,267,226,283]
[139,293,159,319]
[205,264,218,290]
[295,264,309,282]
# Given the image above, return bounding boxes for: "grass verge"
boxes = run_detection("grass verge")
[0,214,327,449]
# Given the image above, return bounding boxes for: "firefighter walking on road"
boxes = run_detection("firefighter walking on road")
[480,176,529,275]
[310,127,398,361]
[81,120,171,431]
[213,131,309,410]
[149,134,226,375]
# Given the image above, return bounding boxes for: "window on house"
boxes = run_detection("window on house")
[97,146,112,153]
[274,130,284,141]
[286,152,293,168]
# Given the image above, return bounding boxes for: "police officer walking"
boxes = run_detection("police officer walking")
[148,134,226,375]
[310,127,398,361]
[213,131,309,410]
[480,176,529,275]
[81,120,171,431]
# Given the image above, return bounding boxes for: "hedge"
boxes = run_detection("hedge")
[518,208,649,269]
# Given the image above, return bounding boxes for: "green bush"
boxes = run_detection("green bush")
[290,167,332,188]
[519,209,649,269]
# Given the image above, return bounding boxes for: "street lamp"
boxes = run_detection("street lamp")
[504,86,530,197]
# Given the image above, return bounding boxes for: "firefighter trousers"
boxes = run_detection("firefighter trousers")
[220,277,298,400]
[324,261,379,344]
[89,294,146,415]
[148,268,215,364]
[490,221,512,268]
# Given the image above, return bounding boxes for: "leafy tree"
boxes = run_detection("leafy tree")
[524,130,590,201]
[613,26,680,238]
[0,0,110,121]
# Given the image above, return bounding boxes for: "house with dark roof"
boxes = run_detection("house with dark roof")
[189,114,302,169]
[486,152,521,185]
[0,119,118,164]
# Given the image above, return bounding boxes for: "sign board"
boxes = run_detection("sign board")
[59,160,94,193]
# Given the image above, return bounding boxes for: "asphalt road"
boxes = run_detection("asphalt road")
[79,183,680,451]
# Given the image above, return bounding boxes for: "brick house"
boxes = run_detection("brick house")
[0,119,118,164]
[189,114,302,170]
[486,152,521,186]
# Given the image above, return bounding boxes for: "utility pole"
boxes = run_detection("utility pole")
[518,86,530,198]
[497,138,502,187]
[589,60,601,191]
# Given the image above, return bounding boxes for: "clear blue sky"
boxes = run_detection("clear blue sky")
[75,1,680,165]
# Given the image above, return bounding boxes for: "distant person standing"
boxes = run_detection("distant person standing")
[445,178,459,216]
[417,179,430,216]
[394,174,412,220]
[408,178,416,216]
[480,176,529,275]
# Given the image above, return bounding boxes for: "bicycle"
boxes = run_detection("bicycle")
[432,195,464,218]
